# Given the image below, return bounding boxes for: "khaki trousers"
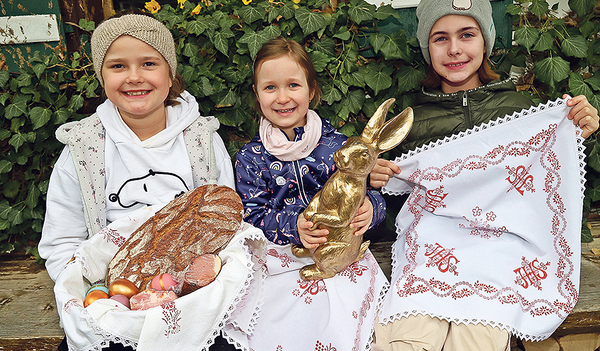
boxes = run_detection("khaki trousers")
[372,314,510,351]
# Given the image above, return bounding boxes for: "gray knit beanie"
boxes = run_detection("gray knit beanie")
[416,0,495,64]
[91,14,177,86]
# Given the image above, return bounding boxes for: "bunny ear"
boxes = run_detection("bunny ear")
[362,98,396,142]
[375,106,414,153]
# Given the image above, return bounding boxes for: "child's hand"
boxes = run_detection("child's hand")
[370,158,400,188]
[350,198,373,236]
[564,94,599,138]
[298,215,329,249]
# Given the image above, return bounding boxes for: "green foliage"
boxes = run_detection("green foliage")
[504,0,599,242]
[1,0,600,255]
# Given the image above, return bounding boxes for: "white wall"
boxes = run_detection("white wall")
[366,0,571,14]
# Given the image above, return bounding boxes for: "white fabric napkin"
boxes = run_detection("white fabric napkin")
[379,98,585,341]
[223,243,389,351]
[53,206,267,351]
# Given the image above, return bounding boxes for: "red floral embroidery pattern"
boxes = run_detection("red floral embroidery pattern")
[458,206,508,239]
[293,279,327,304]
[161,301,181,338]
[63,298,83,314]
[266,248,295,268]
[351,253,379,351]
[338,260,368,283]
[394,122,578,318]
[315,341,337,351]
[99,227,126,247]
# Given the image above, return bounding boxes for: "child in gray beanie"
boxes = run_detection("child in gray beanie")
[370,0,599,350]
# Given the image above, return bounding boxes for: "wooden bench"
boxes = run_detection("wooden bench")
[0,233,598,350]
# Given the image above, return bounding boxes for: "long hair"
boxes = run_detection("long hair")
[252,37,322,113]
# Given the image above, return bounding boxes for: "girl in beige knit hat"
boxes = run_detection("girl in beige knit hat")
[40,10,238,351]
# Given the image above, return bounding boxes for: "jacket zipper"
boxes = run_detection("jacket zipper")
[463,91,472,128]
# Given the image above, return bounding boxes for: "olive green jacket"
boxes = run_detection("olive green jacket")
[391,78,533,159]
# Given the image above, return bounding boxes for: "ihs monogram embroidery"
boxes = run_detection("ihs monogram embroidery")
[514,256,549,290]
[424,243,459,275]
[506,164,535,195]
[424,186,448,213]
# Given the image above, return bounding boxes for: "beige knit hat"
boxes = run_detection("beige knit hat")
[91,14,177,86]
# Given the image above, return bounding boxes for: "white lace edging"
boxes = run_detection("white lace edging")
[78,309,139,351]
[199,226,268,351]
[382,98,585,198]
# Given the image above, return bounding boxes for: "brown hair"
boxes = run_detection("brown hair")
[422,57,500,90]
[98,9,184,106]
[252,37,322,113]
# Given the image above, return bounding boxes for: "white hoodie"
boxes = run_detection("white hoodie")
[39,92,234,281]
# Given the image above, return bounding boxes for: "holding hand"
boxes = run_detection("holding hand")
[370,158,401,188]
[297,215,329,249]
[565,94,599,138]
[350,198,374,236]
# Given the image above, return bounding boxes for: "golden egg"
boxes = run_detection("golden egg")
[109,278,140,298]
[84,290,109,307]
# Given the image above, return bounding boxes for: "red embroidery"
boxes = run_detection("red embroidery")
[514,257,549,290]
[99,227,126,247]
[424,243,459,276]
[352,254,379,351]
[506,164,535,195]
[338,260,368,283]
[63,299,82,314]
[161,302,181,337]
[315,341,337,351]
[266,248,295,268]
[458,207,507,239]
[393,122,578,319]
[293,279,327,304]
[423,186,448,213]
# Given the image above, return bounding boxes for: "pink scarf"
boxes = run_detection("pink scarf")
[259,110,322,161]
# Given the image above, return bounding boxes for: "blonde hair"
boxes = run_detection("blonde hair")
[252,37,322,112]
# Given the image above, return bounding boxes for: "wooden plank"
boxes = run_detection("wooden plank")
[0,257,64,339]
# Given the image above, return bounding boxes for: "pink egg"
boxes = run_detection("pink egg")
[151,273,178,291]
[110,294,130,309]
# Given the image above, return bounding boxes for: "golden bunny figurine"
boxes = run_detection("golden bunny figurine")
[292,98,413,280]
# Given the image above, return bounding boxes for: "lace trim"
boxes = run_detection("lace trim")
[198,224,267,351]
[74,224,266,351]
[380,311,552,342]
[382,98,585,197]
[78,308,139,351]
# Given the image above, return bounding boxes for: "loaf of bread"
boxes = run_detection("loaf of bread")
[106,184,243,289]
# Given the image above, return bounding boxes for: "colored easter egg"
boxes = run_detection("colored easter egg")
[84,289,109,307]
[110,294,131,309]
[108,278,139,298]
[150,273,178,291]
[87,283,109,295]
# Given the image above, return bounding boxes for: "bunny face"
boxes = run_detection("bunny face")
[333,137,377,176]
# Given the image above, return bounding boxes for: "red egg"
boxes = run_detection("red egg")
[84,290,109,307]
[151,273,178,291]
[109,278,139,298]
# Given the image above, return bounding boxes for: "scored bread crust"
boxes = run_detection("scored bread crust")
[106,184,243,289]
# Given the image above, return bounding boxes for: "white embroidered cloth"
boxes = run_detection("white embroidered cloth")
[53,206,267,351]
[222,243,389,351]
[379,98,585,341]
